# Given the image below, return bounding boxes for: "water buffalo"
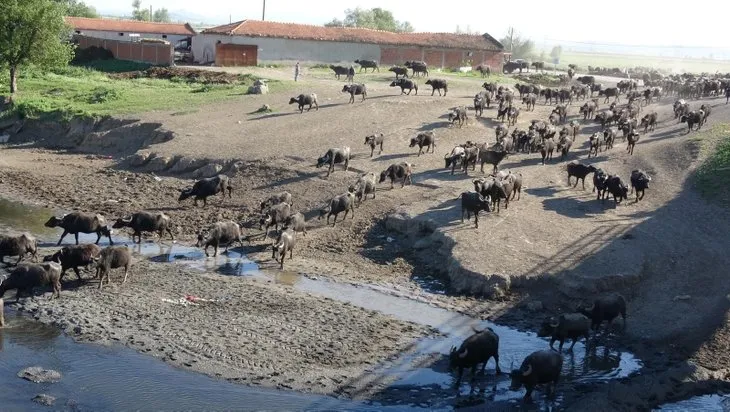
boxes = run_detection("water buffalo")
[577,294,627,331]
[364,133,385,157]
[94,246,132,290]
[43,244,101,282]
[112,212,173,244]
[318,192,355,226]
[449,327,501,386]
[196,221,244,257]
[409,132,435,156]
[289,93,319,113]
[178,175,233,207]
[0,233,37,265]
[538,313,591,351]
[45,212,113,246]
[0,262,62,301]
[316,147,351,177]
[630,169,651,202]
[460,192,491,228]
[566,162,596,189]
[379,163,413,188]
[510,350,563,401]
[271,228,297,269]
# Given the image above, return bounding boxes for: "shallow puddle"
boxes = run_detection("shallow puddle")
[654,394,730,411]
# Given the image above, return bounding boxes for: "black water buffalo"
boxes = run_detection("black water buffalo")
[318,192,355,226]
[44,244,101,282]
[604,175,629,204]
[577,294,627,331]
[271,228,297,269]
[364,133,385,157]
[259,202,291,237]
[329,64,349,80]
[566,162,596,189]
[680,110,703,133]
[0,262,62,301]
[354,59,378,72]
[388,66,409,79]
[316,147,351,177]
[390,78,418,95]
[342,84,367,103]
[379,163,413,188]
[460,192,491,228]
[409,131,435,156]
[538,313,591,351]
[640,112,658,133]
[425,79,448,96]
[179,175,233,207]
[405,60,428,77]
[449,327,501,386]
[45,212,113,246]
[510,350,563,401]
[478,145,509,174]
[289,93,319,113]
[94,246,132,290]
[112,212,173,244]
[630,169,651,202]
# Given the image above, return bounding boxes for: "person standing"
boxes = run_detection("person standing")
[294,62,300,82]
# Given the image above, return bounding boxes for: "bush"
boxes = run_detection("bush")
[84,87,121,104]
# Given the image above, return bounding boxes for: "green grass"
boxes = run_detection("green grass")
[0,65,291,121]
[694,124,730,206]
[552,51,730,74]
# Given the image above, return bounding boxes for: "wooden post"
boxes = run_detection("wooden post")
[0,298,5,327]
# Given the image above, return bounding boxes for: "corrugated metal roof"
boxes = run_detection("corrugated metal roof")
[202,20,503,51]
[65,17,196,36]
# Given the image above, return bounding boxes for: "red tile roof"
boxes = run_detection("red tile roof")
[202,20,503,51]
[65,17,196,36]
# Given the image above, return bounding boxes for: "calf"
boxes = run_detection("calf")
[495,123,509,142]
[699,104,712,126]
[354,59,378,73]
[43,244,101,282]
[630,169,651,202]
[490,176,515,212]
[0,262,62,301]
[379,163,413,188]
[626,130,640,155]
[342,84,367,103]
[603,127,617,150]
[507,106,520,126]
[45,212,113,246]
[196,221,244,257]
[580,101,597,120]
[282,212,307,236]
[316,147,351,177]
[94,246,132,290]
[260,192,293,212]
[640,112,658,133]
[178,174,233,207]
[476,64,491,77]
[260,202,292,237]
[112,212,173,244]
[449,327,501,386]
[409,131,435,156]
[460,192,491,228]
[566,162,597,189]
[271,228,297,269]
[319,192,355,226]
[425,79,448,96]
[593,168,609,200]
[390,78,418,95]
[364,133,385,157]
[553,105,568,123]
[588,133,601,158]
[289,93,319,113]
[448,106,468,128]
[557,136,573,160]
[349,172,377,204]
[444,146,466,175]
[522,93,537,111]
[474,92,488,117]
[388,66,409,79]
[0,233,37,265]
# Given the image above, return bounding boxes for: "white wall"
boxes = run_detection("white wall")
[74,30,189,47]
[192,34,381,65]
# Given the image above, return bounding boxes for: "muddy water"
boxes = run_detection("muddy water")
[655,394,730,411]
[0,312,411,411]
[3,197,644,410]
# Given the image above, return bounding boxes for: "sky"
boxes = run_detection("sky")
[87,0,730,51]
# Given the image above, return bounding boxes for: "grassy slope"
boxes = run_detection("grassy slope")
[0,65,292,121]
[694,123,730,206]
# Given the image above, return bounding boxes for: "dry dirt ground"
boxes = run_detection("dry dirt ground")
[2,65,730,409]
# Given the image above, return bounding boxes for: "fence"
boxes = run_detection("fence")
[74,35,174,66]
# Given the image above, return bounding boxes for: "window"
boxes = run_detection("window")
[75,30,81,34]
[162,35,168,39]
[467,52,473,57]
[119,32,124,36]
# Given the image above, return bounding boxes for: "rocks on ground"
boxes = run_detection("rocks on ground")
[18,367,62,383]
[32,394,56,406]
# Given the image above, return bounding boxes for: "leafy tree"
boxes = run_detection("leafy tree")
[152,8,170,23]
[325,7,414,33]
[55,0,98,18]
[0,0,73,94]
[132,0,150,21]
[550,45,563,61]
[500,27,535,60]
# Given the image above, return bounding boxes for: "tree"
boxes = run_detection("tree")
[325,7,414,33]
[132,0,150,21]
[55,0,98,18]
[499,27,535,60]
[0,0,73,94]
[550,45,563,61]
[152,8,170,23]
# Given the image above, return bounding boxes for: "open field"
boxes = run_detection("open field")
[2,62,730,409]
[555,51,730,73]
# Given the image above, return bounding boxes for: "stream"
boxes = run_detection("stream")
[1,197,645,410]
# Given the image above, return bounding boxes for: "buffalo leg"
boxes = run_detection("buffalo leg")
[122,265,129,283]
[15,254,22,266]
[57,230,69,246]
[569,337,578,351]
[461,208,466,223]
[73,267,83,282]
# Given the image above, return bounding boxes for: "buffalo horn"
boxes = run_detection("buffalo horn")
[586,302,595,311]
[458,348,468,359]
[522,364,533,377]
[549,318,560,328]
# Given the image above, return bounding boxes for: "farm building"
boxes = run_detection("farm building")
[65,17,196,48]
[191,20,504,69]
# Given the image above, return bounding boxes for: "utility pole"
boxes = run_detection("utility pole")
[262,0,266,20]
[149,5,153,21]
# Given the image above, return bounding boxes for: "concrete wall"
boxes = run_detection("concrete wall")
[192,34,379,65]
[75,35,174,66]
[73,29,189,46]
